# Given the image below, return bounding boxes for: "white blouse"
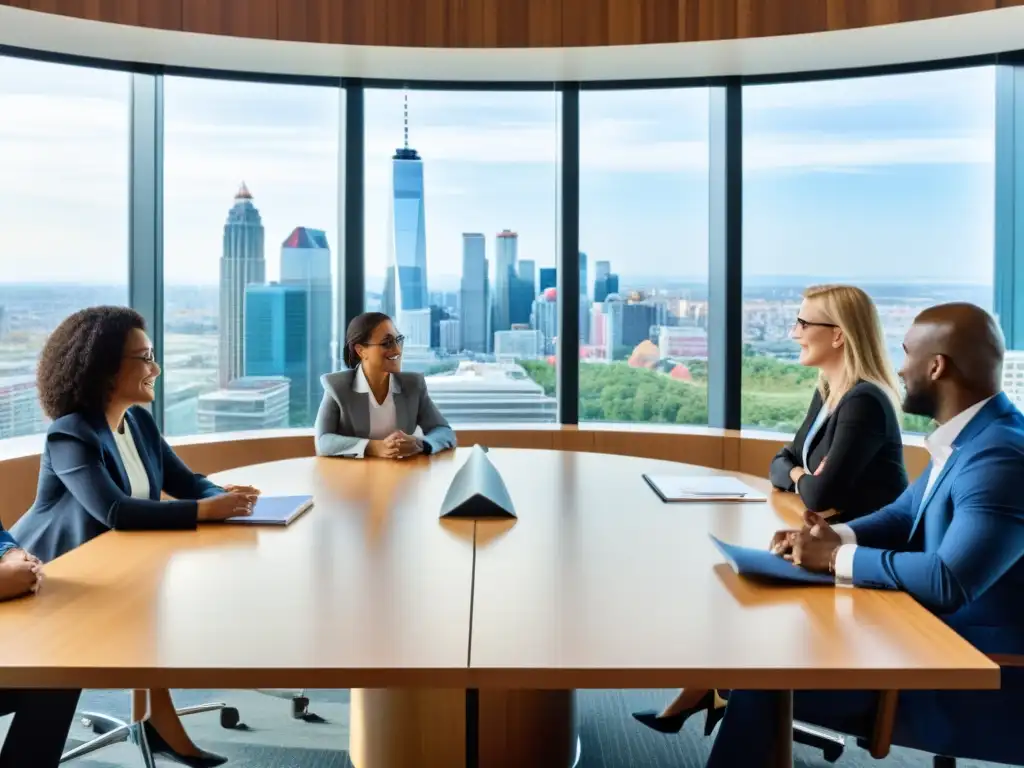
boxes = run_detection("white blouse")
[113,424,151,499]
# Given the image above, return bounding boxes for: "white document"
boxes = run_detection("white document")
[642,474,767,503]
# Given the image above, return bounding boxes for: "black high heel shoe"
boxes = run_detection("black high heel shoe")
[632,690,727,736]
[140,720,228,767]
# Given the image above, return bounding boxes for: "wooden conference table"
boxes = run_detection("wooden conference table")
[0,448,997,767]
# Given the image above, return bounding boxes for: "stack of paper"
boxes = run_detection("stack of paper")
[642,474,767,503]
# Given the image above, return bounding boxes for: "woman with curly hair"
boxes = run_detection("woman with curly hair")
[13,306,259,767]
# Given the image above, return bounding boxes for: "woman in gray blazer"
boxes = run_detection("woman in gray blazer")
[315,312,456,459]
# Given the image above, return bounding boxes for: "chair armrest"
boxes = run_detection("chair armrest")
[868,654,1024,758]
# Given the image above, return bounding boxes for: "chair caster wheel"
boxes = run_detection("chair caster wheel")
[822,744,844,763]
[291,697,310,719]
[220,707,241,729]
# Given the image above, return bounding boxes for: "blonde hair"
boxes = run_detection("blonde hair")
[802,284,901,414]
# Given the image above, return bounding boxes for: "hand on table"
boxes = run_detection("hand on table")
[0,549,42,600]
[769,510,842,573]
[384,431,423,459]
[366,439,400,459]
[197,488,258,521]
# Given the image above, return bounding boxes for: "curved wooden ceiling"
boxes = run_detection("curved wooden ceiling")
[1,0,1021,48]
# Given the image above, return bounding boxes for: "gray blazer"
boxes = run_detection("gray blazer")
[314,369,456,457]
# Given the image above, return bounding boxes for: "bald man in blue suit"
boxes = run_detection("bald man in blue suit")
[706,303,1024,767]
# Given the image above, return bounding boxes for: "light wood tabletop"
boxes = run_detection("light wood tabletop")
[0,448,997,696]
[469,449,999,691]
[0,455,476,689]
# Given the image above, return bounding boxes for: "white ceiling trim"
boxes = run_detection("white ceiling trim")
[0,5,1022,82]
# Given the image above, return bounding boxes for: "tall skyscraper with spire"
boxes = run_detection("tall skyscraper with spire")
[219,182,265,386]
[383,91,428,329]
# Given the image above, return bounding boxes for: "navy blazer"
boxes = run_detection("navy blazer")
[12,406,224,563]
[847,392,1024,657]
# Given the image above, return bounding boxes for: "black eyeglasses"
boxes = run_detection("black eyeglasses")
[364,334,406,350]
[125,350,157,364]
[794,317,838,331]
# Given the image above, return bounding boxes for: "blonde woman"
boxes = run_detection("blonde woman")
[634,284,908,736]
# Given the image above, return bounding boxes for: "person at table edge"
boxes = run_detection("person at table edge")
[635,284,909,736]
[705,302,1024,767]
[12,306,262,768]
[314,311,456,459]
[0,526,79,768]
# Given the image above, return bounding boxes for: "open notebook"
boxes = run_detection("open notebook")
[222,495,314,526]
[710,534,834,585]
[642,474,767,503]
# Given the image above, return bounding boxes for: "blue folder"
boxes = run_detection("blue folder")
[223,495,314,526]
[709,534,835,585]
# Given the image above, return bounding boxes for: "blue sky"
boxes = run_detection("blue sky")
[0,57,996,290]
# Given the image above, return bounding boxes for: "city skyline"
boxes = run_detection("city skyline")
[0,58,996,288]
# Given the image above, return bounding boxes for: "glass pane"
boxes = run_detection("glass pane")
[364,88,560,425]
[163,77,340,436]
[0,56,129,441]
[578,88,711,425]
[741,67,996,434]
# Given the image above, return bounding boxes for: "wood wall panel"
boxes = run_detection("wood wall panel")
[182,0,277,39]
[1,0,1011,45]
[12,0,182,29]
[0,428,933,529]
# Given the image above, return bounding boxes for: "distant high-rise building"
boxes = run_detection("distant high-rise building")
[384,92,428,325]
[219,183,266,386]
[539,267,556,293]
[244,283,312,426]
[493,230,518,333]
[439,319,461,353]
[594,262,616,303]
[0,376,47,439]
[658,325,708,360]
[403,307,433,347]
[518,260,536,292]
[279,226,332,423]
[532,287,559,355]
[494,329,543,360]
[197,376,290,433]
[460,233,488,353]
[579,251,588,300]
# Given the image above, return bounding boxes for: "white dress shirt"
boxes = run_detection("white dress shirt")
[349,365,399,459]
[112,423,151,500]
[831,395,994,585]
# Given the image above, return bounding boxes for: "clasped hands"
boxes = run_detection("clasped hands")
[768,509,842,574]
[0,548,43,601]
[367,431,422,459]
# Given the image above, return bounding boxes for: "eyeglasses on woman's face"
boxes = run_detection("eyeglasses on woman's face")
[364,334,406,350]
[125,349,157,364]
[793,317,838,331]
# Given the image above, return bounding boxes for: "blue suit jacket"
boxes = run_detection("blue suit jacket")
[848,392,1024,658]
[12,406,224,564]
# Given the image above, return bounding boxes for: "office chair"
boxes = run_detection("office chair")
[793,722,845,762]
[812,653,1024,767]
[59,694,240,764]
[255,689,324,722]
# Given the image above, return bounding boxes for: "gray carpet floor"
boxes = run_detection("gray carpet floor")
[1,688,1006,767]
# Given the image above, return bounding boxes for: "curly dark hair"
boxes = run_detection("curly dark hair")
[37,306,146,420]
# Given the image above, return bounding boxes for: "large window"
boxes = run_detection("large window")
[0,56,129,440]
[741,67,996,434]
[162,77,340,436]
[578,88,711,424]
[363,88,560,425]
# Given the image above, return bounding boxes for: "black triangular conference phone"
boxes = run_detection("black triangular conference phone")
[439,445,516,519]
